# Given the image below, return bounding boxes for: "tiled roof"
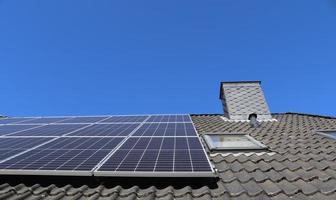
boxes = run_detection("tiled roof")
[1,113,336,199]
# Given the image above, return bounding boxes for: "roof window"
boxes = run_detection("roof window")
[203,134,267,151]
[316,131,336,140]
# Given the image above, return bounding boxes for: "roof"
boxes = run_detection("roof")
[1,112,336,199]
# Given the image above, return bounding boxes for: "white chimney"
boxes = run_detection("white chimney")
[219,81,272,121]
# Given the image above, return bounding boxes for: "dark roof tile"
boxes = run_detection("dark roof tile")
[241,180,263,196]
[223,180,245,197]
[276,180,299,195]
[292,179,318,195]
[259,180,282,196]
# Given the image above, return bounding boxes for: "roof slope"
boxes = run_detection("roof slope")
[1,113,336,199]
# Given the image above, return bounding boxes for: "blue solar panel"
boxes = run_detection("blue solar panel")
[36,137,124,150]
[132,123,197,137]
[67,124,140,136]
[146,115,191,123]
[0,114,214,177]
[0,125,40,136]
[0,149,110,171]
[0,137,124,172]
[60,116,109,123]
[0,137,52,161]
[0,118,36,124]
[100,116,148,123]
[9,124,88,136]
[97,137,212,173]
[16,117,71,124]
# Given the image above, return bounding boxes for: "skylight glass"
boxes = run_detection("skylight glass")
[203,134,267,151]
[317,131,336,140]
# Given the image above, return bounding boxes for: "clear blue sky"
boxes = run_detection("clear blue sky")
[0,0,335,117]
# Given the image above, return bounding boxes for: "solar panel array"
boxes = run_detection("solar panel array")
[0,115,213,177]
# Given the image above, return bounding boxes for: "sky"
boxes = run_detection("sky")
[0,0,335,117]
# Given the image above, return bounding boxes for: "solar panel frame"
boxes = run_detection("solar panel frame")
[94,136,214,177]
[0,114,214,177]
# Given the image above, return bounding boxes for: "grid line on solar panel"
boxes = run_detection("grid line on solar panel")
[131,123,197,137]
[145,115,191,123]
[96,137,212,173]
[0,137,125,172]
[0,125,42,136]
[7,124,90,136]
[0,118,37,124]
[35,137,124,150]
[66,123,140,136]
[99,116,149,123]
[57,116,110,124]
[0,137,55,162]
[14,117,74,124]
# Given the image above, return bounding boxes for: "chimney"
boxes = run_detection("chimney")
[219,81,272,121]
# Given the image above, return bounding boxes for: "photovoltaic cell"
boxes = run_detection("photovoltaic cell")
[132,123,197,137]
[9,124,88,136]
[146,115,191,123]
[67,124,140,136]
[37,137,124,150]
[0,137,53,161]
[97,137,212,172]
[100,116,148,123]
[16,117,71,124]
[0,125,40,136]
[0,118,36,124]
[0,149,110,171]
[60,116,109,123]
[0,114,214,177]
[0,137,124,171]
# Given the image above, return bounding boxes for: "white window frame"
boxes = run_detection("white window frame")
[315,130,336,140]
[203,134,267,151]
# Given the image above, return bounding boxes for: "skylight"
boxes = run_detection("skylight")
[316,131,336,140]
[203,134,267,151]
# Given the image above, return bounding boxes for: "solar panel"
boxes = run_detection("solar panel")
[0,118,36,124]
[0,137,124,174]
[146,115,191,123]
[95,137,213,176]
[67,124,140,136]
[8,124,88,136]
[0,137,53,161]
[132,123,197,137]
[0,125,40,136]
[99,116,148,123]
[0,114,214,177]
[60,116,109,123]
[15,117,71,124]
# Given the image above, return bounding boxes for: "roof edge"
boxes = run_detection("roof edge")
[272,112,336,119]
[191,112,336,119]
